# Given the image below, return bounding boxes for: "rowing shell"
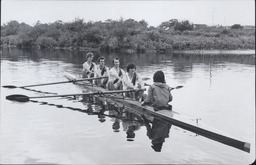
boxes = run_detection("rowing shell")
[64,72,250,153]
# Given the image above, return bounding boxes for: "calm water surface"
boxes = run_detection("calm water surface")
[0,48,255,164]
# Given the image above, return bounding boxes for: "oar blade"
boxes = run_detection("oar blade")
[2,85,17,89]
[6,94,30,102]
[175,85,184,89]
[142,78,151,81]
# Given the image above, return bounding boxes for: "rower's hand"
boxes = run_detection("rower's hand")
[168,87,174,91]
[141,101,146,106]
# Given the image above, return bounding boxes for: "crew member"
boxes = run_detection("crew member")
[141,70,173,110]
[95,56,109,88]
[107,57,126,90]
[82,52,96,78]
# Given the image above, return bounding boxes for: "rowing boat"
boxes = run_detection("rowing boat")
[64,72,250,153]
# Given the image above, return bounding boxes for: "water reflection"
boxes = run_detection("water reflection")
[122,111,143,142]
[3,47,254,65]
[141,114,172,152]
[1,81,171,153]
[1,47,255,164]
[81,93,173,152]
[126,125,136,141]
[2,47,254,86]
[112,119,121,132]
[24,157,58,165]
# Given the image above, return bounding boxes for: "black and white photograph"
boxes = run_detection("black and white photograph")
[1,0,255,164]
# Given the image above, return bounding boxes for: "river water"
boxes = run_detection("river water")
[0,48,255,164]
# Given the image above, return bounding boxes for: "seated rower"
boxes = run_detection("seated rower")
[107,57,126,90]
[141,70,173,111]
[94,56,109,88]
[124,63,144,101]
[82,52,96,79]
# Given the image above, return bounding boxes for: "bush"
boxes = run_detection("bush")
[221,29,230,35]
[174,20,194,32]
[36,36,57,48]
[231,24,243,29]
[1,19,254,51]
[17,40,34,48]
[1,35,22,45]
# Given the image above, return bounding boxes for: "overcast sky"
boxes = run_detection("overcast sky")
[1,0,255,27]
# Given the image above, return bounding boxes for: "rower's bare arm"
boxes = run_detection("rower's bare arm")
[137,75,144,88]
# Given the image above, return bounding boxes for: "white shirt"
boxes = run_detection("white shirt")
[95,65,110,77]
[109,67,126,84]
[124,72,144,89]
[82,61,96,77]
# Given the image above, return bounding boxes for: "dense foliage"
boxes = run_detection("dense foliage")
[1,18,255,53]
[231,24,243,29]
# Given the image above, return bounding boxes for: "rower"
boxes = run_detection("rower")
[107,57,126,90]
[82,52,96,78]
[95,56,109,88]
[124,63,144,101]
[141,70,173,111]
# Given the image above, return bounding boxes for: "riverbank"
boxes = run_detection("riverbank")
[1,45,255,56]
[172,49,255,55]
[1,20,255,54]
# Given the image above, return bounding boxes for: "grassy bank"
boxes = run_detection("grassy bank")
[1,19,255,53]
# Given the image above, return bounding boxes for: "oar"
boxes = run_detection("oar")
[142,77,151,81]
[6,88,146,102]
[2,77,107,89]
[144,83,183,90]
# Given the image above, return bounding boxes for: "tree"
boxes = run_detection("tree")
[1,20,20,36]
[169,19,178,26]
[174,20,194,32]
[84,27,102,45]
[111,19,129,48]
[66,18,85,32]
[139,20,148,28]
[28,22,48,40]
[231,24,243,29]
[158,19,178,29]
[146,29,161,41]
[36,36,57,48]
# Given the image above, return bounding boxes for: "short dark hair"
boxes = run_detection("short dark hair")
[98,56,105,62]
[112,57,119,63]
[126,63,136,72]
[86,52,94,59]
[153,70,166,83]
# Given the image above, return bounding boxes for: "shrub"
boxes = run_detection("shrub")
[36,36,57,48]
[174,20,194,32]
[1,35,22,45]
[17,40,34,48]
[231,24,243,29]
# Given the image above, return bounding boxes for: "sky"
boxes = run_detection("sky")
[1,0,255,27]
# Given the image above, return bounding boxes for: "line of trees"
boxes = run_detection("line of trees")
[1,18,255,53]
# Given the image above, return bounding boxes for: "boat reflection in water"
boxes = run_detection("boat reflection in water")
[142,113,172,152]
[122,112,143,142]
[82,94,172,152]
